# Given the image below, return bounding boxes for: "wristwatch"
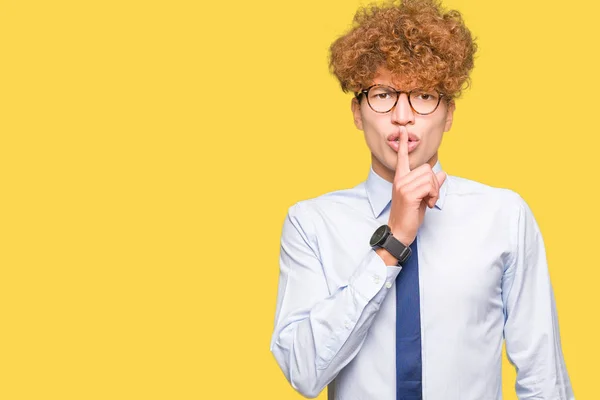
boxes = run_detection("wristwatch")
[369,225,412,266]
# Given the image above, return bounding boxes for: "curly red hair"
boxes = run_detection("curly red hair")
[329,0,477,99]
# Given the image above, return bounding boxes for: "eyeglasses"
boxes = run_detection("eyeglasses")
[355,85,445,115]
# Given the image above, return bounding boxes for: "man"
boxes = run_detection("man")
[270,0,574,399]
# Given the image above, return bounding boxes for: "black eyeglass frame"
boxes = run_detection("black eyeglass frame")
[354,84,445,115]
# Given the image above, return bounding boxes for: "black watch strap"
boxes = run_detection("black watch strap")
[382,234,412,265]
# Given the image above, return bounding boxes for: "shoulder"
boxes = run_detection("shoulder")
[280,183,368,256]
[444,174,538,242]
[445,174,526,210]
[287,182,368,220]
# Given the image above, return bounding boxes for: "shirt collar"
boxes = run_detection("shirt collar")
[365,160,448,218]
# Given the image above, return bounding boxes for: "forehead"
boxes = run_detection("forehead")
[372,68,421,89]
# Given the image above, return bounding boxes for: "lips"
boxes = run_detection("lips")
[388,138,419,153]
[387,132,419,142]
[387,132,420,153]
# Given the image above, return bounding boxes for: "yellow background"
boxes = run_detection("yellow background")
[0,0,597,398]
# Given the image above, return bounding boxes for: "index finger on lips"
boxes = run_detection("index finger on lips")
[396,128,410,178]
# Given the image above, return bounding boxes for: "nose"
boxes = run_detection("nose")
[391,93,415,126]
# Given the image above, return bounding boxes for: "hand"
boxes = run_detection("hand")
[387,127,447,246]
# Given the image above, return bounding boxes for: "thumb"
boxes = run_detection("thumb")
[436,171,447,187]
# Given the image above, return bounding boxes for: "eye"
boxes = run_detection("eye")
[412,90,438,102]
[369,87,396,100]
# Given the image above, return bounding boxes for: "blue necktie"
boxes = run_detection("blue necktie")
[396,238,422,400]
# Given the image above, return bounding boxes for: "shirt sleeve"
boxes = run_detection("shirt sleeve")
[502,195,575,399]
[270,203,401,398]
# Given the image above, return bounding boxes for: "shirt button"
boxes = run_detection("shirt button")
[344,320,351,329]
[372,274,380,285]
[385,281,392,289]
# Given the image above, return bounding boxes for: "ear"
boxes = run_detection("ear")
[444,101,456,132]
[351,97,363,130]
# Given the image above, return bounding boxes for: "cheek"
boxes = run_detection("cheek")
[363,128,382,151]
[424,116,448,139]
[364,113,388,135]
[361,117,379,140]
[362,120,391,156]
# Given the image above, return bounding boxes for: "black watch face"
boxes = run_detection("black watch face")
[370,225,389,247]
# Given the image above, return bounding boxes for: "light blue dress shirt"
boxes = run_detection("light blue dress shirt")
[270,161,574,400]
